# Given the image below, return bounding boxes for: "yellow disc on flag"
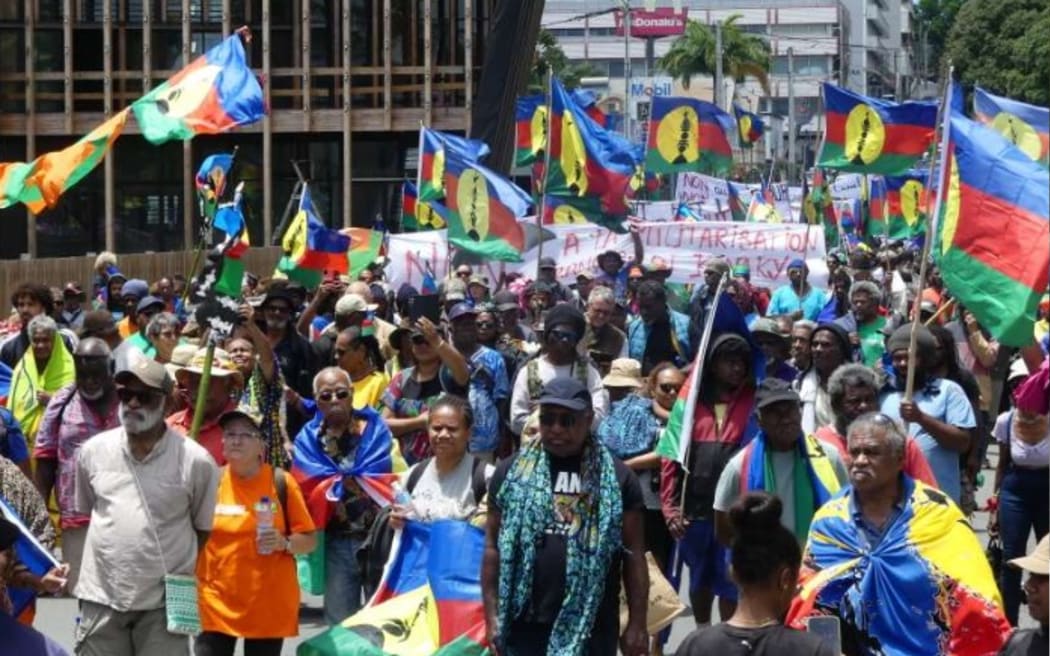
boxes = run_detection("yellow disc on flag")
[656,105,700,165]
[939,157,961,255]
[560,111,589,195]
[991,112,1042,161]
[416,202,446,229]
[281,210,308,262]
[455,167,490,241]
[844,104,885,165]
[739,115,752,143]
[341,586,440,654]
[803,196,817,224]
[551,203,585,224]
[530,106,548,158]
[900,179,925,226]
[431,149,446,197]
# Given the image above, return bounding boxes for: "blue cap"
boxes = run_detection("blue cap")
[120,279,149,300]
[788,258,806,270]
[447,302,478,322]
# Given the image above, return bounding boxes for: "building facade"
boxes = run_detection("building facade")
[0,0,493,258]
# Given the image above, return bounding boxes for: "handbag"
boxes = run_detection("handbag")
[618,552,687,635]
[126,456,201,636]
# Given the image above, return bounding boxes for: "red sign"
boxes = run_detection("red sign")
[613,8,689,38]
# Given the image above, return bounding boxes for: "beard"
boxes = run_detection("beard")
[119,402,166,434]
[265,318,286,331]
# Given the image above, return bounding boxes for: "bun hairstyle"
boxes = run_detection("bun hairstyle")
[728,492,802,586]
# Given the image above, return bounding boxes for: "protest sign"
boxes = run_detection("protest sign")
[831,173,864,200]
[384,220,827,291]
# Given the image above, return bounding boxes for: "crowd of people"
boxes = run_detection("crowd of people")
[0,239,1046,656]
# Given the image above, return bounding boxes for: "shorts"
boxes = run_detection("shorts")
[675,518,737,600]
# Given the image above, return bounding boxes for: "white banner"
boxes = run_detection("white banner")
[385,220,827,291]
[831,173,864,200]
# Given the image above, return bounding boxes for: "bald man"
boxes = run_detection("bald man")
[34,337,121,591]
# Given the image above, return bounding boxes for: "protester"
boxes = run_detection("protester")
[999,536,1049,654]
[59,283,87,332]
[661,334,760,624]
[594,242,642,304]
[113,309,178,371]
[115,279,150,340]
[677,492,836,656]
[74,357,219,655]
[820,364,936,486]
[509,304,608,437]
[536,257,570,304]
[483,378,648,656]
[2,282,73,369]
[195,406,316,656]
[790,319,816,371]
[796,323,853,434]
[628,280,693,375]
[687,257,731,344]
[33,337,121,592]
[880,323,975,504]
[714,378,847,544]
[832,281,889,367]
[309,290,367,368]
[167,348,244,465]
[787,411,1010,655]
[334,325,389,410]
[79,310,121,351]
[492,289,536,345]
[581,286,628,367]
[724,278,759,327]
[0,404,30,476]
[599,357,644,404]
[768,259,826,321]
[258,287,317,433]
[751,317,798,382]
[227,301,287,467]
[94,272,126,319]
[992,369,1050,626]
[389,394,493,526]
[8,315,77,448]
[381,318,470,464]
[444,303,509,463]
[0,514,72,654]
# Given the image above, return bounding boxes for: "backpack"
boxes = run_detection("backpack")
[356,456,489,599]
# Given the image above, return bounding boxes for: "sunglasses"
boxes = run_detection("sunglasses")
[659,383,681,394]
[317,388,352,402]
[476,321,495,330]
[456,271,472,277]
[547,329,578,343]
[411,334,428,345]
[539,412,578,428]
[116,387,162,405]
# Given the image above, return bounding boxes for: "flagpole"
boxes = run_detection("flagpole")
[181,146,241,309]
[905,66,952,403]
[537,67,553,281]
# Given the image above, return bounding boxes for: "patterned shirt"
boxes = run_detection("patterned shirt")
[443,346,509,453]
[33,384,120,529]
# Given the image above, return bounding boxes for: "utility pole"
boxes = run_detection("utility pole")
[623,1,632,139]
[787,46,796,175]
[714,20,723,110]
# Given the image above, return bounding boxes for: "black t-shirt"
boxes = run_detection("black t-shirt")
[677,624,837,656]
[642,315,678,375]
[489,447,644,653]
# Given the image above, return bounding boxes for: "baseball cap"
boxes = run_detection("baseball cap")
[788,258,806,270]
[602,359,643,389]
[115,355,174,395]
[120,279,149,301]
[1009,534,1049,576]
[468,275,489,288]
[218,404,264,431]
[538,377,592,411]
[755,378,800,409]
[80,310,118,339]
[576,271,595,281]
[492,290,519,312]
[63,282,84,297]
[136,295,165,314]
[335,293,372,316]
[539,256,557,269]
[447,302,478,322]
[751,317,787,341]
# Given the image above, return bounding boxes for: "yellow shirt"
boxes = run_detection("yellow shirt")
[352,370,389,410]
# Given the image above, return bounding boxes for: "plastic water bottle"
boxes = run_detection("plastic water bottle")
[255,496,275,555]
[392,482,415,518]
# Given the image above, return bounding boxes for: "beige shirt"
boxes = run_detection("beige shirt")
[74,426,219,611]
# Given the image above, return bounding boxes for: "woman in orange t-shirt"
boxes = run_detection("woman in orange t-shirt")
[195,406,317,656]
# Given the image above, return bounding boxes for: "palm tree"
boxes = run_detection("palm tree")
[659,15,771,96]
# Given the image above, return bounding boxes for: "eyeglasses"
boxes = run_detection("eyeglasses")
[476,321,495,330]
[116,387,162,405]
[539,412,578,428]
[547,329,578,343]
[317,388,352,403]
[659,383,681,395]
[223,431,261,442]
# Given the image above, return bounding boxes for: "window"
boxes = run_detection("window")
[770,23,832,37]
[772,55,829,76]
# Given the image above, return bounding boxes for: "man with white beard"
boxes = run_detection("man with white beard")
[73,356,219,656]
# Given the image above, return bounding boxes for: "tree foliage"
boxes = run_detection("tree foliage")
[527,28,600,93]
[658,15,771,96]
[913,0,965,77]
[944,0,1049,106]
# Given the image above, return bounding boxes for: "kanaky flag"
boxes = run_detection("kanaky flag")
[745,186,784,223]
[645,96,735,175]
[345,227,384,280]
[884,170,928,239]
[402,181,448,232]
[443,147,530,263]
[864,175,887,236]
[820,82,937,175]
[515,95,547,167]
[196,152,234,220]
[298,520,488,656]
[974,87,1049,167]
[933,109,1050,346]
[417,127,490,202]
[132,31,265,144]
[18,109,129,214]
[572,88,615,130]
[733,103,764,148]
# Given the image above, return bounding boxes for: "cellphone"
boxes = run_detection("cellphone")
[806,616,842,652]
[409,294,441,324]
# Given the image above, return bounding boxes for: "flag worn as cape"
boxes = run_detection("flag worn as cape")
[787,478,1010,655]
[131,32,266,144]
[933,109,1050,346]
[974,86,1049,166]
[733,103,764,148]
[6,335,75,443]
[298,520,488,656]
[291,407,407,529]
[442,148,530,263]
[0,497,60,617]
[820,82,937,175]
[646,96,735,175]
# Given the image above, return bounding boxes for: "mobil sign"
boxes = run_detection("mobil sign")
[613,7,689,38]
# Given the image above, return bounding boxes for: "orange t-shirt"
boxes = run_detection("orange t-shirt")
[196,464,316,638]
[117,316,135,339]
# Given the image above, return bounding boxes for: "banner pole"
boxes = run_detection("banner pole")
[537,67,553,281]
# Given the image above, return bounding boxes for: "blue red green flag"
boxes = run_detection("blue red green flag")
[417,127,490,202]
[864,175,887,236]
[442,147,530,262]
[884,170,928,239]
[974,86,1049,167]
[733,103,764,148]
[515,95,547,167]
[196,152,234,221]
[819,83,937,175]
[933,109,1050,346]
[131,31,265,144]
[645,96,735,175]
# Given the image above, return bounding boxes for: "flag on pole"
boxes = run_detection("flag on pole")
[974,86,1049,166]
[645,96,735,175]
[346,228,385,280]
[864,175,887,237]
[442,148,530,263]
[515,95,547,167]
[884,170,928,239]
[417,127,491,202]
[733,103,765,148]
[196,152,234,220]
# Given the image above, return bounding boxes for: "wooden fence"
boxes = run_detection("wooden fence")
[0,247,283,310]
